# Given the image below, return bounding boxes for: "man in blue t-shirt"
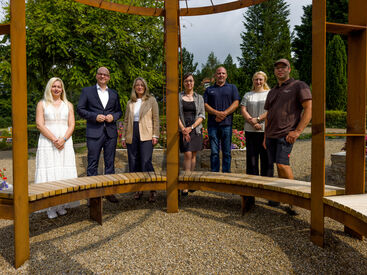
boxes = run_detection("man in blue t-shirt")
[204,66,240,172]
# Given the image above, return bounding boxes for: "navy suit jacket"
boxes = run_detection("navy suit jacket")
[77,85,122,138]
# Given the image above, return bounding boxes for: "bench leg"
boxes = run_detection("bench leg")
[241,195,256,215]
[90,197,103,225]
[241,196,246,215]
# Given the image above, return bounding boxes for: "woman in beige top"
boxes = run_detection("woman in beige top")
[121,77,160,202]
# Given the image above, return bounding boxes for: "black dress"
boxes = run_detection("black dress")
[179,100,203,153]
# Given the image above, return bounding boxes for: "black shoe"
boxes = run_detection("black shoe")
[284,205,299,216]
[267,200,280,207]
[105,195,119,203]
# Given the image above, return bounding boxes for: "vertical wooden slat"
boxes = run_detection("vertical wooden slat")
[345,0,367,195]
[11,0,29,268]
[344,0,367,239]
[311,0,326,247]
[165,0,179,213]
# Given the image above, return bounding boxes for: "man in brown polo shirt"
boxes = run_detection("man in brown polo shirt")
[264,58,312,215]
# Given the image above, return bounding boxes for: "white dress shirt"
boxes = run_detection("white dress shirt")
[97,84,109,109]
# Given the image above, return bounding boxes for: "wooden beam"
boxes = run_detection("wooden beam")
[326,22,366,35]
[75,0,268,17]
[311,0,326,248]
[179,0,268,16]
[345,0,367,195]
[344,0,367,239]
[11,0,29,268]
[74,0,164,16]
[0,23,10,35]
[165,0,179,213]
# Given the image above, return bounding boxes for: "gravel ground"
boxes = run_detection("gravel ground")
[1,138,367,274]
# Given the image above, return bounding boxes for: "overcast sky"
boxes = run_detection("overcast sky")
[180,0,312,68]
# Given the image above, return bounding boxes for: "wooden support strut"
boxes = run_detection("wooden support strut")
[311,0,326,248]
[11,0,29,268]
[165,0,179,213]
[344,0,367,239]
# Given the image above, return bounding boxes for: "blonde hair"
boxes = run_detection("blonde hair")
[130,77,150,102]
[43,77,68,105]
[251,71,270,91]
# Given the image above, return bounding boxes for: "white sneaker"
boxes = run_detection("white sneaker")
[47,208,58,219]
[57,206,67,216]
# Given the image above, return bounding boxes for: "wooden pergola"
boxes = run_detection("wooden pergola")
[1,0,366,268]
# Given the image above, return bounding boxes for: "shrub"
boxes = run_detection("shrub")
[325,110,346,128]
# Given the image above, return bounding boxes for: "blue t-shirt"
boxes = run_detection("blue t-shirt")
[203,82,240,127]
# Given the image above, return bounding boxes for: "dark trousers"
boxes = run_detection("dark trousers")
[127,122,154,172]
[245,131,272,177]
[87,129,117,176]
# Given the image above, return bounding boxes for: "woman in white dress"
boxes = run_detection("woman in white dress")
[35,77,78,219]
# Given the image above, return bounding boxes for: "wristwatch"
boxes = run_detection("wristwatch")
[257,117,261,123]
[191,125,194,130]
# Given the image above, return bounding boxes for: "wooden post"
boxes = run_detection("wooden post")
[90,197,103,225]
[11,0,29,268]
[311,0,326,247]
[344,0,367,238]
[165,0,179,213]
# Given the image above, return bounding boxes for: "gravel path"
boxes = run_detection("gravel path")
[1,138,367,274]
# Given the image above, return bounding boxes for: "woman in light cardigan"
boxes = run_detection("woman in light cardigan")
[121,77,160,202]
[179,73,205,196]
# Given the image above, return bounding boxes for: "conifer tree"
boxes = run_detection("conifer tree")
[292,5,312,86]
[326,35,347,111]
[292,0,348,86]
[239,0,291,88]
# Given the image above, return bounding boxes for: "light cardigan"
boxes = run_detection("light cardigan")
[179,91,205,135]
[121,96,160,144]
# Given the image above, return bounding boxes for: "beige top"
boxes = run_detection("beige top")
[121,96,160,143]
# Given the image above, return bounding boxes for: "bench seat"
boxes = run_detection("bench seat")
[179,171,344,198]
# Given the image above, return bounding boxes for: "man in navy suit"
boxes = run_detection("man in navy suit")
[77,67,122,202]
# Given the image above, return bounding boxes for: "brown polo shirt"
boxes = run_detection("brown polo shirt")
[264,78,312,139]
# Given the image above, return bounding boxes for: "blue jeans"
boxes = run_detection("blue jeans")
[208,125,232,173]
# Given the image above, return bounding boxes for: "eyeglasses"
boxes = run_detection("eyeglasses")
[274,66,288,70]
[97,73,110,77]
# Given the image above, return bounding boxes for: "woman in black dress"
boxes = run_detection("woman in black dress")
[179,73,205,196]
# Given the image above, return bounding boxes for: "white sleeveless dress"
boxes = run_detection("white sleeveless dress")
[35,101,77,184]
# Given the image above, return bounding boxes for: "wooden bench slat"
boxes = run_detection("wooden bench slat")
[102,174,121,185]
[75,176,97,188]
[0,190,13,199]
[123,173,137,183]
[88,175,109,187]
[28,185,53,199]
[115,173,131,183]
[31,182,65,195]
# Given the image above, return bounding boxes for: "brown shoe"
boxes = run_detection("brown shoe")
[105,195,118,203]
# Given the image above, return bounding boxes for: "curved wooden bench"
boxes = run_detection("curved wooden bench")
[2,170,366,240]
[0,171,167,224]
[178,171,345,214]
